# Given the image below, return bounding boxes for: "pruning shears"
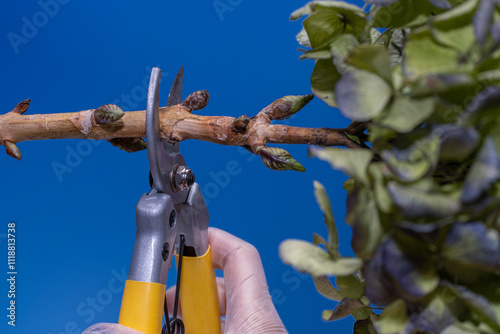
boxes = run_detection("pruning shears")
[117,67,221,334]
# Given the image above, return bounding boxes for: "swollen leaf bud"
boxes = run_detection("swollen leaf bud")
[94,104,125,124]
[182,90,209,111]
[256,146,305,172]
[231,115,250,133]
[12,99,31,115]
[4,141,21,160]
[108,137,147,153]
[262,94,313,120]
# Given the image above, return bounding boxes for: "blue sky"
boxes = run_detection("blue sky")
[1,0,365,333]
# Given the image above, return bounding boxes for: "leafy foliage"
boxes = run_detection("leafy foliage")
[280,0,500,332]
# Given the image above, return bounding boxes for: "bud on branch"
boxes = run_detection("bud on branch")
[0,92,362,171]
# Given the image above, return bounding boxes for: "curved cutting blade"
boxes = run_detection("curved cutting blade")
[167,67,184,107]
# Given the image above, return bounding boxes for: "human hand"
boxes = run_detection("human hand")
[83,323,143,333]
[166,227,287,333]
[84,227,287,334]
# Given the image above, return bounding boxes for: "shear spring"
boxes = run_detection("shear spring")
[162,235,186,334]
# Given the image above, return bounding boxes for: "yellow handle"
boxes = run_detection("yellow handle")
[118,280,166,334]
[180,246,221,334]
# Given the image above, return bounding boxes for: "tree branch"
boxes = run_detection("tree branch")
[0,94,362,169]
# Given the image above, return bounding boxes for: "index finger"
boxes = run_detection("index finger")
[208,227,270,311]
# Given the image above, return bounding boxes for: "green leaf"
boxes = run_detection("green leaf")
[461,87,500,124]
[473,0,495,44]
[435,124,479,161]
[493,20,500,43]
[279,239,362,276]
[410,73,478,99]
[478,69,500,84]
[376,96,435,133]
[322,298,365,321]
[309,147,373,185]
[461,137,500,203]
[388,30,405,67]
[410,293,455,333]
[383,238,439,300]
[291,1,365,21]
[348,189,383,258]
[312,276,343,301]
[313,180,339,258]
[444,283,500,332]
[430,0,478,52]
[365,0,398,6]
[373,0,435,28]
[345,132,361,145]
[299,49,332,60]
[368,124,398,152]
[373,299,410,334]
[442,324,482,334]
[343,178,356,193]
[256,147,305,172]
[346,44,393,83]
[382,135,441,183]
[336,275,365,299]
[295,2,366,49]
[404,29,461,77]
[363,243,398,306]
[94,104,125,124]
[330,34,359,66]
[429,0,452,9]
[296,27,311,48]
[311,58,341,107]
[369,163,392,213]
[388,181,461,218]
[335,69,392,121]
[354,319,377,334]
[312,232,328,246]
[364,0,398,5]
[353,307,372,321]
[442,222,500,271]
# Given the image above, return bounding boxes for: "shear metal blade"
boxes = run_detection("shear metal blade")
[166,66,184,107]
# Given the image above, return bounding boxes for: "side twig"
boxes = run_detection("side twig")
[0,93,363,171]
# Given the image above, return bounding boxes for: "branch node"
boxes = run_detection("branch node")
[70,110,94,135]
[231,115,250,133]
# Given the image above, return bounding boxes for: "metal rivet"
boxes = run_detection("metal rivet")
[162,242,170,261]
[169,210,176,228]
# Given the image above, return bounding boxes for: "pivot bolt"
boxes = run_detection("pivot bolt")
[172,165,195,191]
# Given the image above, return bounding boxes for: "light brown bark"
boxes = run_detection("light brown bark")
[0,98,362,161]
